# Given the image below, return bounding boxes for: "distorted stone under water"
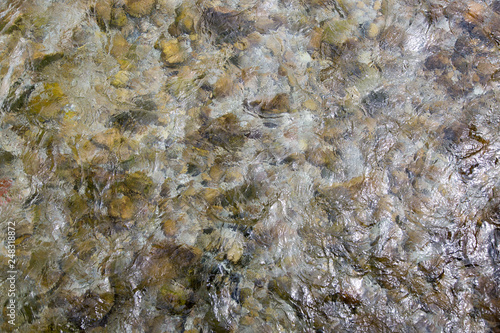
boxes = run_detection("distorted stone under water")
[1,0,500,332]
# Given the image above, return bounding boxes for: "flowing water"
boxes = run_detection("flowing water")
[1,0,500,332]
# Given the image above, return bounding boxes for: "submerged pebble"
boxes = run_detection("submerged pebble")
[1,0,500,332]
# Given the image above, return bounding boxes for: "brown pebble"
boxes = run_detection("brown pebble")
[162,219,177,236]
[124,0,155,18]
[424,51,450,71]
[214,74,234,98]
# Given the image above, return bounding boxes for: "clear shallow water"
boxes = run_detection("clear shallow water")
[0,0,500,332]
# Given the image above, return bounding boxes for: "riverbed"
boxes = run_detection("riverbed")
[1,0,500,332]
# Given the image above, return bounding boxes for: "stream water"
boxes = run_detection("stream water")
[1,0,500,332]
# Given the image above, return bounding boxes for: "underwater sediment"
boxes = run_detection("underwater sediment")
[1,0,500,332]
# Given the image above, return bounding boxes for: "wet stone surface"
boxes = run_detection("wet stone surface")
[0,0,500,332]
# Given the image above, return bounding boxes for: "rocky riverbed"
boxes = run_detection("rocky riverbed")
[1,0,500,332]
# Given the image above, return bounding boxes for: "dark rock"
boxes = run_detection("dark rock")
[263,122,278,128]
[245,129,262,139]
[110,6,127,28]
[2,84,35,113]
[133,95,157,111]
[436,74,473,98]
[201,7,255,44]
[451,52,469,73]
[32,52,64,71]
[249,93,291,115]
[268,276,293,301]
[187,163,201,176]
[160,179,170,197]
[124,0,155,18]
[67,291,114,330]
[362,90,388,116]
[424,51,450,71]
[0,149,15,167]
[195,113,246,150]
[159,243,203,268]
[108,195,135,220]
[239,287,253,303]
[156,282,196,315]
[108,109,159,131]
[281,153,305,165]
[122,171,153,197]
[92,0,112,31]
[454,36,473,56]
[491,69,500,82]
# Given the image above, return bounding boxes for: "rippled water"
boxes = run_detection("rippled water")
[1,0,500,332]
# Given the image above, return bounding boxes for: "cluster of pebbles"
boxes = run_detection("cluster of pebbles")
[1,0,500,331]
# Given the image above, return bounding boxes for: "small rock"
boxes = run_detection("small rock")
[123,171,153,197]
[281,153,305,165]
[234,38,249,50]
[265,36,282,56]
[124,0,156,18]
[201,7,255,44]
[239,287,253,303]
[305,148,336,170]
[91,128,122,150]
[197,113,246,150]
[68,291,115,329]
[454,36,473,56]
[108,109,159,131]
[241,315,255,326]
[94,0,112,29]
[243,296,262,313]
[451,53,468,73]
[214,74,234,98]
[0,149,15,169]
[162,219,177,236]
[109,195,135,220]
[476,60,496,81]
[362,90,388,116]
[491,69,500,82]
[278,64,288,76]
[158,39,185,67]
[209,164,225,182]
[256,15,284,33]
[464,2,485,24]
[227,240,244,264]
[424,51,450,71]
[111,7,128,28]
[250,93,291,115]
[157,282,195,314]
[268,276,292,301]
[168,5,197,36]
[379,25,405,49]
[160,179,171,197]
[224,168,243,183]
[263,122,278,128]
[156,0,177,14]
[263,93,290,113]
[31,50,64,71]
[111,70,130,88]
[169,244,203,267]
